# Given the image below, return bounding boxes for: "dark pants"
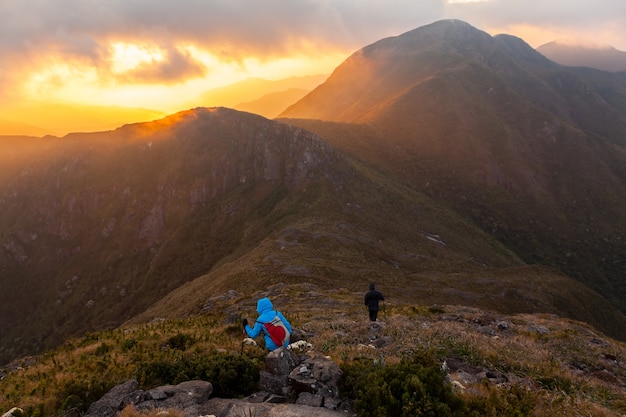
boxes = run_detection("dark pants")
[369,309,378,321]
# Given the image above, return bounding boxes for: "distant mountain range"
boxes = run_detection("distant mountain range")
[186,74,329,118]
[1,20,625,365]
[0,104,166,137]
[537,40,626,72]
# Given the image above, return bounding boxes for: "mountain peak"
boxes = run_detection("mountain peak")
[279,20,544,123]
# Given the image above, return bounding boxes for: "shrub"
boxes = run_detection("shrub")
[166,333,196,351]
[136,352,259,398]
[339,352,465,417]
[56,378,113,417]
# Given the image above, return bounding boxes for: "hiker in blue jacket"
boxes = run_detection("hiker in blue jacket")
[243,297,292,351]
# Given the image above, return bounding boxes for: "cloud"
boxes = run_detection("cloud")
[0,0,443,103]
[1,0,625,108]
[116,46,207,84]
[444,0,626,48]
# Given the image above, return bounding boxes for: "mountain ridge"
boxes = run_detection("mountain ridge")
[279,19,626,320]
[1,19,626,366]
[2,106,625,365]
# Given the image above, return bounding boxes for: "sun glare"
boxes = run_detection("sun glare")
[111,42,165,73]
[16,39,349,119]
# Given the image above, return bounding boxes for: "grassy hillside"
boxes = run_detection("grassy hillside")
[1,282,625,416]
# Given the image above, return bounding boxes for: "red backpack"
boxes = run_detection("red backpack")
[262,312,290,347]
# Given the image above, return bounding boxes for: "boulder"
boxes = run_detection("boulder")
[83,379,212,417]
[85,380,142,417]
[288,355,342,398]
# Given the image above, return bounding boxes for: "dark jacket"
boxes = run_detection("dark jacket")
[364,284,384,311]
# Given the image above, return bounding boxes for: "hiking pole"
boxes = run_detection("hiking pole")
[241,318,248,356]
[241,328,245,356]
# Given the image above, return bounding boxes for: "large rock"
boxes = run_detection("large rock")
[289,355,342,399]
[197,398,353,417]
[85,380,142,417]
[83,380,212,417]
[259,347,301,396]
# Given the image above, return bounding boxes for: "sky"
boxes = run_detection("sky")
[1,0,626,122]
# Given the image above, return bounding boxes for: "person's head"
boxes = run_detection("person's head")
[369,283,375,290]
[257,297,273,313]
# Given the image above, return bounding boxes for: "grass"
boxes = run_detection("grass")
[1,282,625,416]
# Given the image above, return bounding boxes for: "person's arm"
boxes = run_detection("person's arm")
[245,321,263,338]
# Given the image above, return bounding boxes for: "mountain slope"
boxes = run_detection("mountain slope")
[2,107,625,365]
[0,107,515,363]
[187,75,328,117]
[279,19,626,323]
[0,107,341,361]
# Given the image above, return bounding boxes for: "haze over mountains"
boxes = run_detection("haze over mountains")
[537,40,626,72]
[1,19,626,364]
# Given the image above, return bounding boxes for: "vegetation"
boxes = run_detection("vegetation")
[340,352,465,416]
[1,284,625,416]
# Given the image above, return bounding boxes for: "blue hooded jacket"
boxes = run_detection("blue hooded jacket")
[244,297,292,351]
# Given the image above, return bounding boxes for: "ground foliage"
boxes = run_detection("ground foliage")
[1,284,625,416]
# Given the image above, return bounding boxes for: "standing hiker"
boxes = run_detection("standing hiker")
[243,297,292,351]
[364,283,385,321]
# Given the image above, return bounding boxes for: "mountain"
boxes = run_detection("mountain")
[234,88,312,118]
[2,107,625,365]
[279,20,626,321]
[0,118,53,137]
[0,103,165,136]
[537,40,626,72]
[3,19,626,365]
[187,75,328,117]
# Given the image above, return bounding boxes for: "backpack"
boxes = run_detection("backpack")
[262,312,290,347]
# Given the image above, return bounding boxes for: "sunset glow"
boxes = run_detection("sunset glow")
[1,0,625,136]
[111,42,166,74]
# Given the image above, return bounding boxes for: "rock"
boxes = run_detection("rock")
[196,398,352,417]
[296,392,324,407]
[83,379,212,417]
[141,380,213,408]
[259,370,290,395]
[288,355,342,398]
[85,380,140,417]
[2,408,24,417]
[265,347,300,376]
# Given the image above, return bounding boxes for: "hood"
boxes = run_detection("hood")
[257,297,273,314]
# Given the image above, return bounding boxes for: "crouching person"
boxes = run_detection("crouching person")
[243,297,292,351]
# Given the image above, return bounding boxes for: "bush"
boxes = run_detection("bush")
[166,333,196,351]
[339,352,465,417]
[56,378,113,417]
[136,352,259,398]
